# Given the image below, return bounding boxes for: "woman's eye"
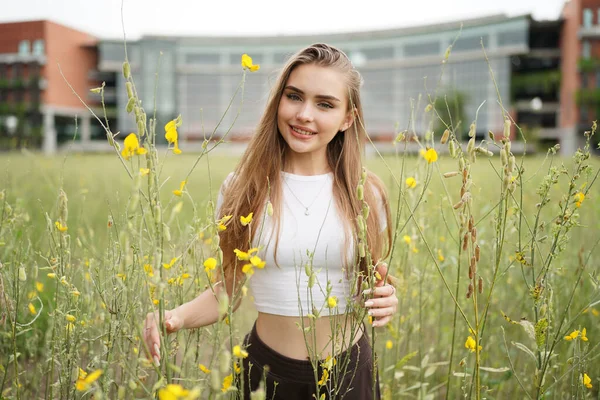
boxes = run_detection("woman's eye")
[286,93,301,101]
[319,103,333,109]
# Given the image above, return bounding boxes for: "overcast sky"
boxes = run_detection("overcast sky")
[1,0,564,39]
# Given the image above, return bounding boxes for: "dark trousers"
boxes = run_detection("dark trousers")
[238,322,381,400]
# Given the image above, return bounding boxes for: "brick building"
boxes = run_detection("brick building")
[0,20,99,153]
[561,0,600,143]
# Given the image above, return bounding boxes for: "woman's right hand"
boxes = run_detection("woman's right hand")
[143,309,183,366]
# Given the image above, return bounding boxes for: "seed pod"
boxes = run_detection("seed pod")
[468,264,473,279]
[458,157,465,171]
[462,168,468,181]
[461,192,471,204]
[266,201,273,217]
[122,61,131,79]
[508,155,516,173]
[468,122,476,138]
[463,233,469,251]
[126,82,134,99]
[478,277,483,293]
[356,215,365,233]
[219,349,231,374]
[59,190,68,223]
[449,140,457,157]
[471,256,476,274]
[500,148,508,166]
[441,129,450,144]
[126,97,136,114]
[357,184,364,201]
[154,205,162,225]
[361,167,367,183]
[362,203,370,220]
[454,200,464,210]
[488,131,495,141]
[466,138,475,154]
[304,262,312,277]
[308,272,315,288]
[503,118,511,138]
[475,244,480,262]
[460,186,465,198]
[163,225,171,242]
[19,266,27,282]
[425,104,433,113]
[464,179,472,191]
[358,241,366,258]
[467,283,474,299]
[443,171,459,178]
[504,141,511,156]
[468,216,474,232]
[471,227,477,242]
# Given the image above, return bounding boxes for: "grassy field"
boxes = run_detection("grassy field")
[0,144,599,399]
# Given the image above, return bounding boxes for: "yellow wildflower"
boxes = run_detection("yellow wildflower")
[234,248,257,260]
[327,296,338,309]
[438,249,445,262]
[165,119,183,155]
[592,308,600,317]
[564,330,580,341]
[140,168,150,176]
[163,257,178,269]
[581,327,588,342]
[242,263,254,276]
[583,373,592,389]
[203,257,217,273]
[144,264,154,277]
[75,369,103,391]
[403,235,411,245]
[199,364,210,374]
[221,374,233,393]
[158,383,189,400]
[66,314,76,322]
[55,221,68,232]
[47,272,56,279]
[173,180,186,197]
[318,368,329,386]
[234,362,241,373]
[121,133,147,160]
[36,282,44,292]
[421,148,438,163]
[574,192,585,207]
[241,54,260,71]
[240,212,253,226]
[233,345,248,359]
[405,177,417,189]
[321,355,336,371]
[465,335,481,353]
[28,303,36,315]
[386,340,393,350]
[250,256,266,269]
[116,273,126,281]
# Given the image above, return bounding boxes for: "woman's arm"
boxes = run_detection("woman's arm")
[143,282,240,365]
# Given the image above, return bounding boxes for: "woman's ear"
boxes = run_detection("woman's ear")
[340,107,357,132]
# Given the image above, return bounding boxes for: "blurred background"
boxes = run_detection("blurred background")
[0,0,596,156]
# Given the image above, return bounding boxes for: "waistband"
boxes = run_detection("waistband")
[243,322,372,383]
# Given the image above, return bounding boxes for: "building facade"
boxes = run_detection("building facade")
[0,20,99,153]
[97,14,541,149]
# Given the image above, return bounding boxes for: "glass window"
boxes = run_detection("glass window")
[582,41,591,59]
[186,53,220,64]
[32,40,45,56]
[583,8,593,28]
[404,41,440,57]
[18,40,30,55]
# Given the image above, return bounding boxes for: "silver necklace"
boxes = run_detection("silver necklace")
[283,176,330,216]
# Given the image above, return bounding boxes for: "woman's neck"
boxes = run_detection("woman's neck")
[283,150,331,176]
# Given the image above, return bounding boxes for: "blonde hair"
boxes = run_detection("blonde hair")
[218,43,392,295]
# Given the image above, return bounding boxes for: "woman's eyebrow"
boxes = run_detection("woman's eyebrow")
[284,85,341,102]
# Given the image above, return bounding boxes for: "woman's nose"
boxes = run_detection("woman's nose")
[296,104,314,122]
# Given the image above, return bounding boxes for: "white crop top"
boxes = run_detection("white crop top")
[215,171,387,317]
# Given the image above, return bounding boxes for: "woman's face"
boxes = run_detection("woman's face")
[277,63,354,160]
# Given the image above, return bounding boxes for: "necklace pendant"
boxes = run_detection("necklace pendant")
[304,208,310,216]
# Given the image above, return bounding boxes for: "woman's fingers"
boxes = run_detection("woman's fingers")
[375,263,388,287]
[372,316,392,327]
[143,312,161,366]
[367,306,396,318]
[363,284,396,298]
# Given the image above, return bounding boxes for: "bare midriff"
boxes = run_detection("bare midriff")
[255,312,364,360]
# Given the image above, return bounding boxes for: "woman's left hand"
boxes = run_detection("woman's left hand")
[363,263,398,327]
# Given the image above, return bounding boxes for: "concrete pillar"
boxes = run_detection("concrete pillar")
[43,109,56,155]
[560,126,577,156]
[81,113,91,144]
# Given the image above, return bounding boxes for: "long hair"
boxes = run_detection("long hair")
[217,43,392,295]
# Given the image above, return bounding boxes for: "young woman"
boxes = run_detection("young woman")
[144,43,398,399]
